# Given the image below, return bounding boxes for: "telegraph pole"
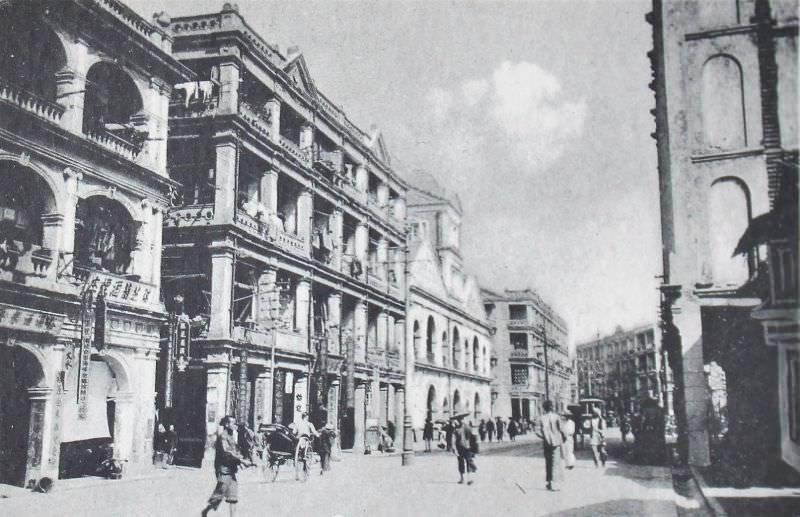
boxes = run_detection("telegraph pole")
[541,324,550,403]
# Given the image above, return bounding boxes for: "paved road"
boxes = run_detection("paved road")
[0,433,702,517]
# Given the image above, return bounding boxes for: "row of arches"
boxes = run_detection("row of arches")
[426,385,483,421]
[0,5,147,143]
[412,316,490,375]
[0,160,143,277]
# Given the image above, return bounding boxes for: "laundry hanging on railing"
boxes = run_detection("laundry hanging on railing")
[173,81,215,108]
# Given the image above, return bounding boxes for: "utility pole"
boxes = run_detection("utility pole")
[541,324,550,403]
[401,239,414,466]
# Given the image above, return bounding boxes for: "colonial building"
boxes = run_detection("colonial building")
[576,325,674,417]
[0,0,189,486]
[160,4,407,462]
[481,289,571,420]
[649,0,798,479]
[404,171,493,435]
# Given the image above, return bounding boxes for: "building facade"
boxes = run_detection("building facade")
[649,0,798,479]
[0,0,189,486]
[482,289,571,420]
[576,325,673,417]
[160,4,407,461]
[404,172,493,435]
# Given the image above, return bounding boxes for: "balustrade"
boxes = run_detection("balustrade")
[0,78,65,124]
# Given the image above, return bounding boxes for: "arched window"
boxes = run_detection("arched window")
[413,320,421,359]
[463,339,469,371]
[702,55,746,150]
[473,337,480,372]
[453,390,461,414]
[0,162,55,248]
[474,393,481,420]
[442,397,449,417]
[426,316,436,362]
[426,385,437,421]
[0,6,67,101]
[441,331,448,367]
[452,327,460,369]
[74,196,135,275]
[709,178,752,285]
[83,62,145,149]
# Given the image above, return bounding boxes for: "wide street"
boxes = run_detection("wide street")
[0,431,704,517]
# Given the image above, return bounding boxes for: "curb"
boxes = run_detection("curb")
[690,465,728,517]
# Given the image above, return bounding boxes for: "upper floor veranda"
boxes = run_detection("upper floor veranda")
[0,0,192,177]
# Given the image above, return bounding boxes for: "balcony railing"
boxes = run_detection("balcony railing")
[509,349,529,359]
[386,350,401,371]
[507,318,531,328]
[83,127,142,161]
[169,98,218,118]
[279,136,311,166]
[276,229,306,255]
[165,204,215,228]
[238,101,271,139]
[233,323,271,347]
[367,348,386,368]
[0,78,65,124]
[0,242,55,278]
[313,148,343,175]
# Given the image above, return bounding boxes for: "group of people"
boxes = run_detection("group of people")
[421,415,534,453]
[199,410,339,517]
[536,402,607,491]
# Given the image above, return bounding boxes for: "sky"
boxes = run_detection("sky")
[127,0,661,345]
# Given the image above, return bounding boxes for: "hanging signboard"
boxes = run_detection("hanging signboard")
[94,290,107,351]
[164,313,176,408]
[77,288,95,419]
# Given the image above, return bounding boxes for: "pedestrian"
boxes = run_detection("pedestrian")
[166,424,179,466]
[202,416,250,517]
[508,419,517,441]
[495,417,504,442]
[620,413,631,445]
[313,402,328,430]
[155,423,169,468]
[237,422,255,464]
[318,423,336,475]
[451,413,477,485]
[536,400,565,491]
[561,412,576,470]
[486,418,495,442]
[445,420,454,452]
[478,419,486,442]
[589,407,607,468]
[387,420,396,443]
[423,418,434,452]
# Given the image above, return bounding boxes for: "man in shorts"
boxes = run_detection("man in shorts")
[202,416,248,517]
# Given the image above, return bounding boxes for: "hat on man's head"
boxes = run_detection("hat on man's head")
[452,411,470,420]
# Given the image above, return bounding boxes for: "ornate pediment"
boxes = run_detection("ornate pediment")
[283,53,316,97]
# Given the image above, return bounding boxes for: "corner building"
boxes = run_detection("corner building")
[481,289,571,419]
[404,172,493,434]
[161,4,407,461]
[649,0,798,479]
[0,0,189,486]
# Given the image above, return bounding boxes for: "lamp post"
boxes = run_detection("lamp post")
[536,325,551,403]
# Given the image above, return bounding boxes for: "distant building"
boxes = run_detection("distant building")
[481,289,571,420]
[405,171,493,433]
[576,325,673,416]
[648,0,798,479]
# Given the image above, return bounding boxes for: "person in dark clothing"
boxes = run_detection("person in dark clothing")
[486,418,495,442]
[445,420,455,452]
[386,420,396,442]
[317,423,337,475]
[496,417,505,442]
[536,400,565,492]
[478,419,486,442]
[166,424,179,466]
[451,414,477,485]
[202,416,250,517]
[313,403,328,430]
[508,419,518,441]
[237,423,255,463]
[422,418,434,452]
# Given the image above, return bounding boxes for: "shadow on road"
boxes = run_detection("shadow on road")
[542,498,668,516]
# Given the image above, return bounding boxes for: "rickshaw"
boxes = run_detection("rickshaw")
[258,423,316,482]
[575,398,606,448]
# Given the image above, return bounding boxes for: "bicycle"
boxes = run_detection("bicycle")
[294,436,314,482]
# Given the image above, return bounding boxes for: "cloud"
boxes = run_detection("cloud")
[425,61,586,173]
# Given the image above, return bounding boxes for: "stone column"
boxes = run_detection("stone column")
[355,165,368,192]
[354,300,367,363]
[260,169,279,216]
[393,197,406,221]
[295,279,311,337]
[25,387,53,484]
[205,363,230,444]
[255,370,272,424]
[142,77,169,173]
[331,208,344,272]
[110,392,135,463]
[377,237,389,281]
[294,374,309,424]
[380,384,389,426]
[265,98,281,144]
[297,188,313,250]
[214,138,238,224]
[355,223,368,269]
[299,123,314,150]
[377,183,389,208]
[395,319,406,367]
[56,35,89,134]
[58,169,82,275]
[329,379,340,430]
[256,268,277,329]
[377,311,389,351]
[150,206,164,290]
[395,385,405,437]
[217,60,240,115]
[354,382,366,451]
[208,250,234,338]
[327,293,342,354]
